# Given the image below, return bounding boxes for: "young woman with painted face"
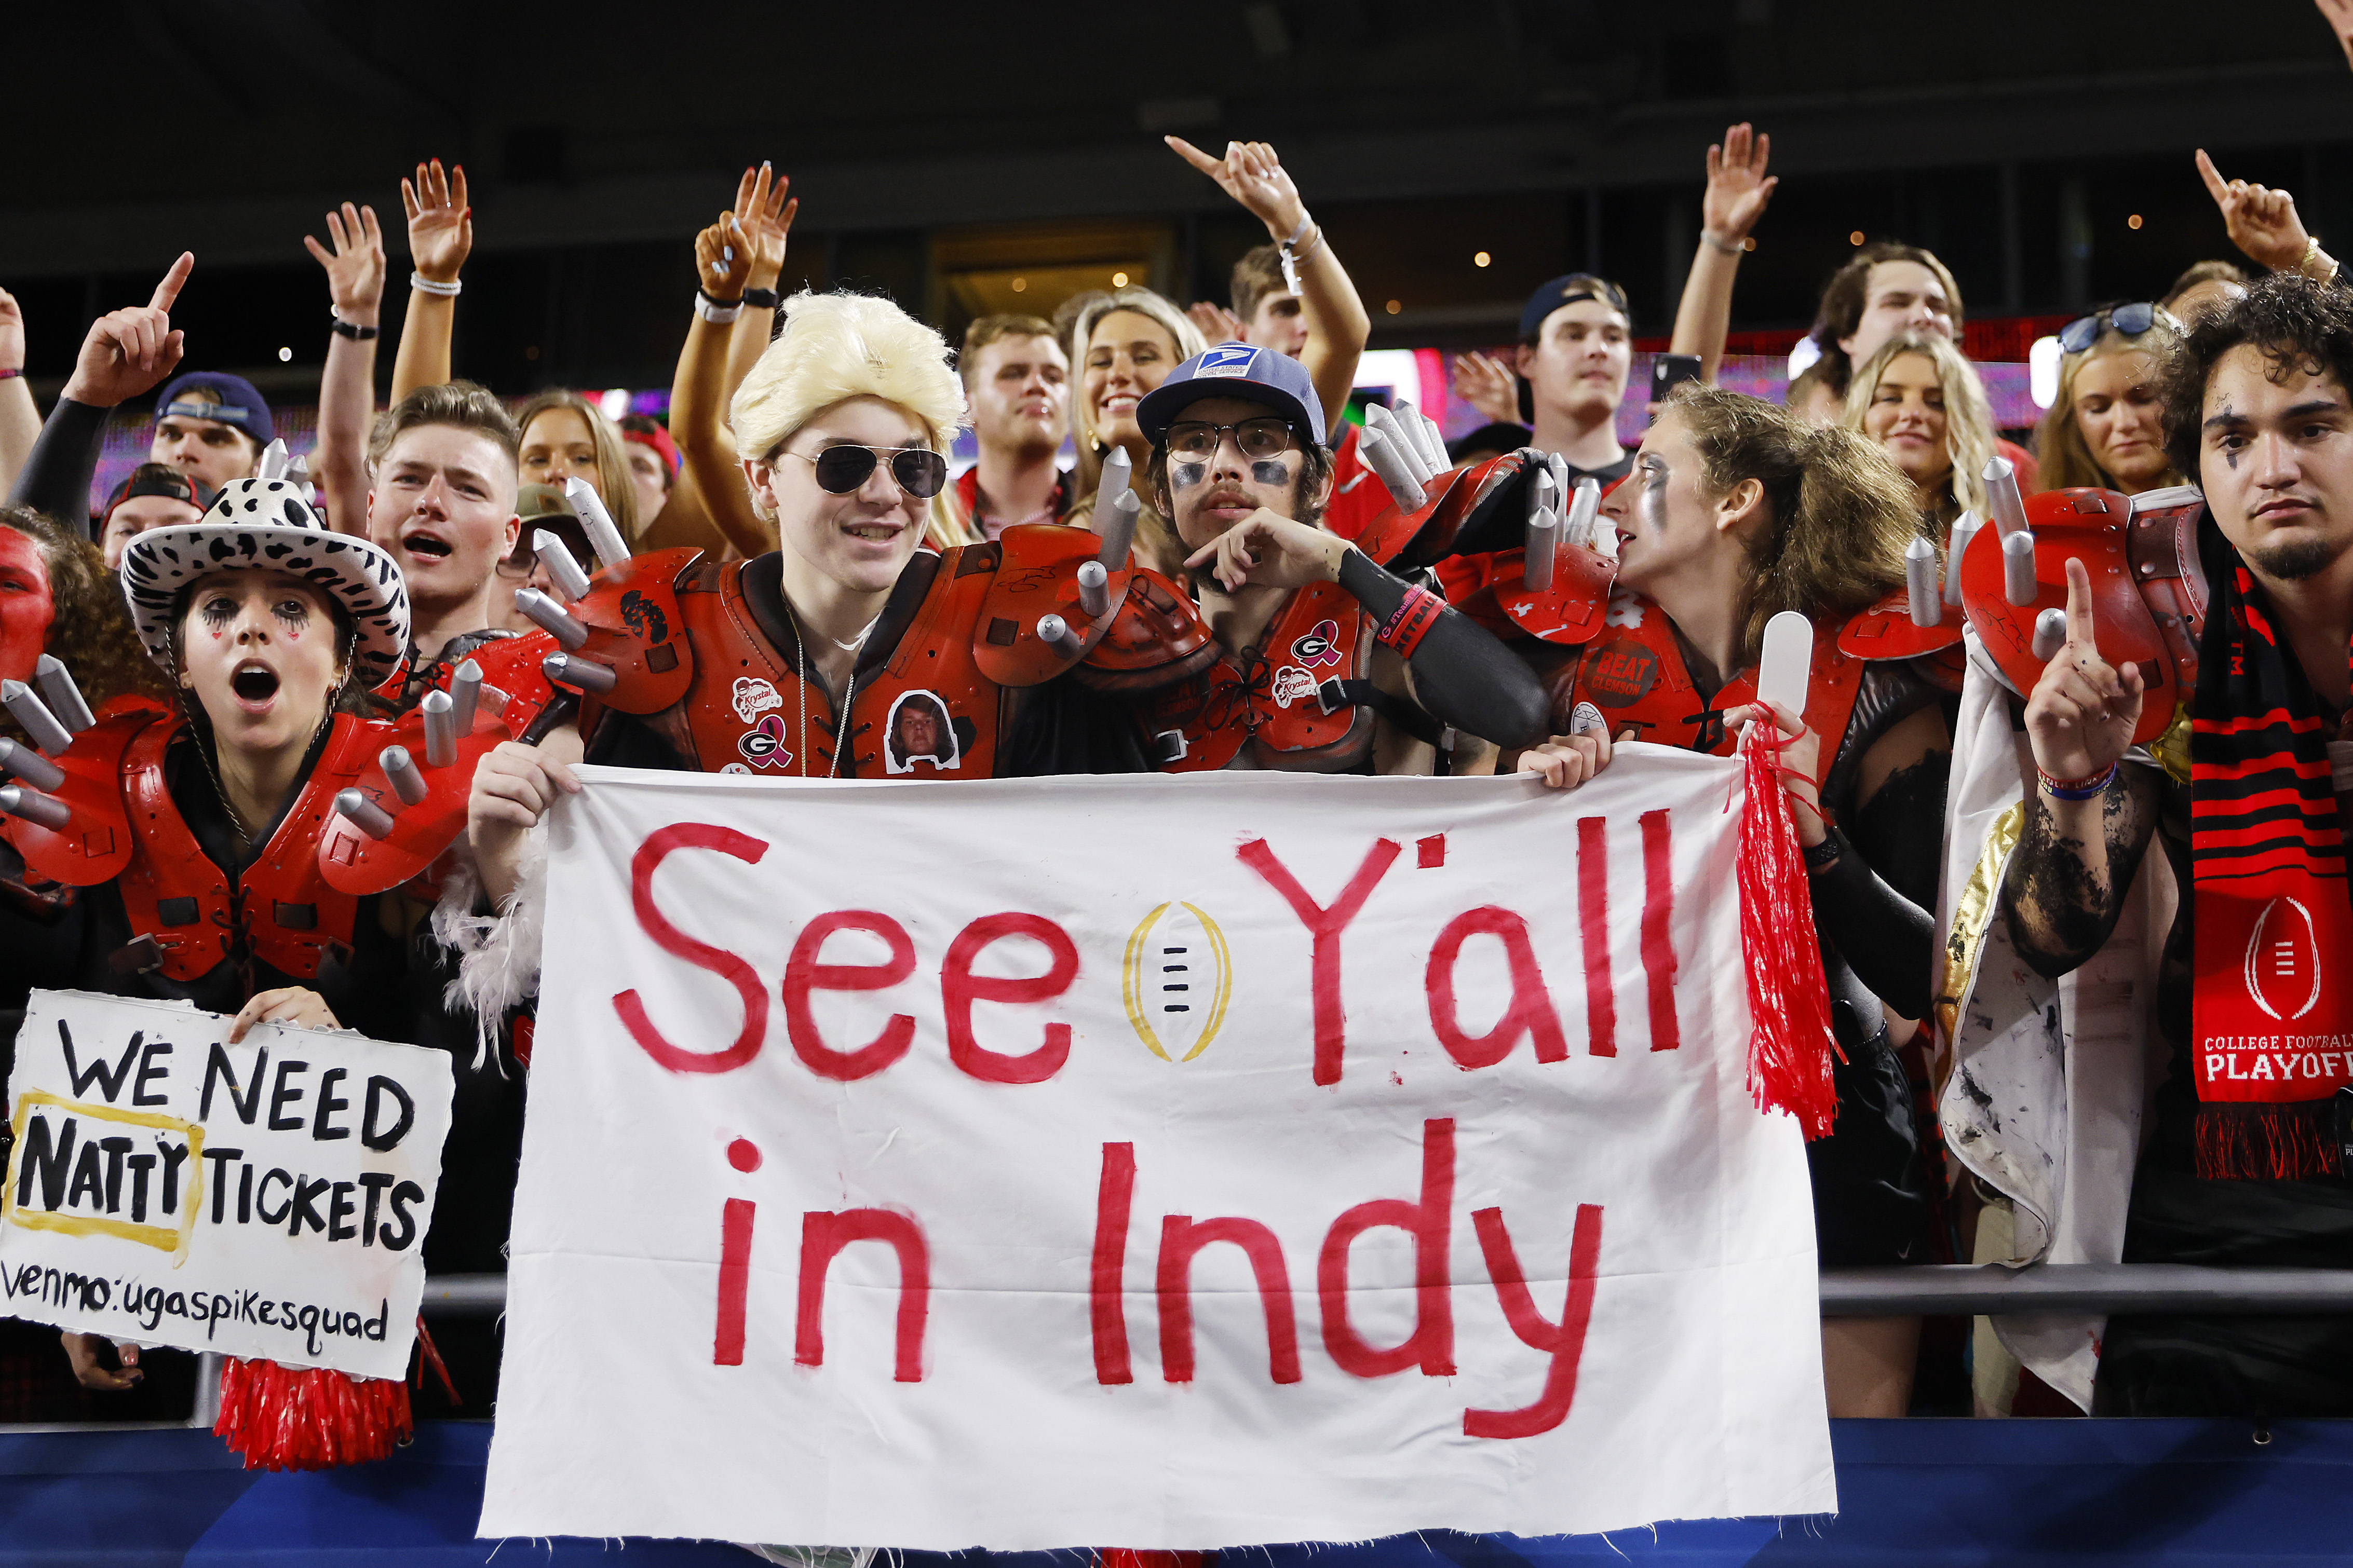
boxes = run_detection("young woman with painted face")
[0,506,167,733]
[1845,332,1998,532]
[1130,346,1548,776]
[1066,288,1207,580]
[1545,384,1955,1416]
[2033,306,2185,495]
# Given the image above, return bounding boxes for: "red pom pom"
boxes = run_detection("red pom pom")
[1736,721,1840,1139]
[214,1356,413,1471]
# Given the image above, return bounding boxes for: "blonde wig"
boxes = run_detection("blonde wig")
[1841,331,1996,529]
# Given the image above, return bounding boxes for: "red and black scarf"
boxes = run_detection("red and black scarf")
[2189,517,2353,1180]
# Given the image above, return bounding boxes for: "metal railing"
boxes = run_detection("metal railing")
[8,1266,2351,1435]
[417,1266,2353,1318]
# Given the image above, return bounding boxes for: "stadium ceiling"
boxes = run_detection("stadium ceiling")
[3,0,2349,275]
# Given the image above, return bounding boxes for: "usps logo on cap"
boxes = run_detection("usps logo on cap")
[1196,344,1261,379]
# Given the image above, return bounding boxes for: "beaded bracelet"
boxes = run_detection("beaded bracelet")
[2038,762,2117,800]
[409,271,461,297]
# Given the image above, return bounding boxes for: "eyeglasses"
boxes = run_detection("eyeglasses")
[1164,418,1299,461]
[2058,302,2179,355]
[779,444,948,499]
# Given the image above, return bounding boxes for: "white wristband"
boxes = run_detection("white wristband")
[410,271,462,297]
[693,292,743,325]
[1701,229,1743,256]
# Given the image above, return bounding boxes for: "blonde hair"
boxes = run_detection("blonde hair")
[1669,385,1919,665]
[1841,331,1995,527]
[516,390,641,543]
[1068,287,1207,503]
[2033,324,2184,493]
[729,292,968,526]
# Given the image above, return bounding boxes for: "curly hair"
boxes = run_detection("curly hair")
[0,506,168,734]
[1840,331,1997,527]
[2159,271,2353,483]
[1667,384,1919,664]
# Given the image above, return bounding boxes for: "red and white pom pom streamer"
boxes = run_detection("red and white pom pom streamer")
[214,1358,412,1471]
[1735,718,1841,1138]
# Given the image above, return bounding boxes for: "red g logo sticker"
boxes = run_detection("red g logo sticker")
[1584,640,1659,707]
[738,714,791,769]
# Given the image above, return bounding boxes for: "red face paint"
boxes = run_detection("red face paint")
[0,530,57,686]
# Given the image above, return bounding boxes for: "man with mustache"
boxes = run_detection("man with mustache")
[1130,344,1548,775]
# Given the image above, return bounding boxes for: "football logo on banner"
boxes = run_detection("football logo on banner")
[1122,901,1233,1062]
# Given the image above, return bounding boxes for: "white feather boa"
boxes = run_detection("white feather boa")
[431,826,548,1068]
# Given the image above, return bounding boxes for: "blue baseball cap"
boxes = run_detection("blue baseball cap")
[1138,342,1327,449]
[154,372,275,447]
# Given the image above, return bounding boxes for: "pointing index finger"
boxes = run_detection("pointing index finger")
[2063,555,2100,649]
[2196,148,2229,203]
[149,252,193,312]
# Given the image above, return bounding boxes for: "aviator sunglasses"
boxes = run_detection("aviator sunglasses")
[778,443,949,499]
[2058,302,2180,355]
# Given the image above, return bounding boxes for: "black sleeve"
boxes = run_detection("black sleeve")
[1808,826,1937,1019]
[8,398,111,537]
[1336,548,1549,748]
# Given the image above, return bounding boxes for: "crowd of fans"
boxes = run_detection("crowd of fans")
[4,0,2353,1441]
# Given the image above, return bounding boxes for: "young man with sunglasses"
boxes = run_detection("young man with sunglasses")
[468,290,1209,883]
[1130,344,1549,774]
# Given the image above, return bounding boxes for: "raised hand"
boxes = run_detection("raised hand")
[0,283,22,373]
[1702,122,1778,244]
[401,158,472,285]
[1452,351,1520,426]
[1166,136,1308,239]
[61,252,192,408]
[2196,149,2310,272]
[1181,510,1348,594]
[694,212,754,300]
[1187,300,1244,342]
[2023,557,2143,785]
[730,162,798,289]
[303,202,387,323]
[2317,0,2353,73]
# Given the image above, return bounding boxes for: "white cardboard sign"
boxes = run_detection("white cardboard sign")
[1,990,452,1380]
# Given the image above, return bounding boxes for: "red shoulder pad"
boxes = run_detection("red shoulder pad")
[3,704,164,887]
[1071,568,1219,694]
[1959,486,2175,743]
[1836,589,1963,661]
[1354,456,1510,568]
[971,524,1134,687]
[563,547,701,715]
[452,631,562,732]
[1484,542,1617,646]
[318,690,518,895]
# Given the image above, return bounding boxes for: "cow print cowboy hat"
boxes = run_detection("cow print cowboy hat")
[119,448,410,689]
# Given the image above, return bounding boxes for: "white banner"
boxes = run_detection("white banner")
[1,990,452,1380]
[484,756,1833,1549]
